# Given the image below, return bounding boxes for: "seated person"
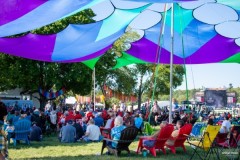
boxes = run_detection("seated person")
[104,110,115,129]
[143,121,168,147]
[29,122,42,141]
[107,116,126,149]
[59,120,76,143]
[82,119,102,142]
[172,112,181,124]
[165,120,184,146]
[94,113,104,127]
[72,120,84,140]
[5,119,15,141]
[123,112,134,127]
[74,111,82,120]
[219,116,231,133]
[134,114,143,129]
[207,114,214,125]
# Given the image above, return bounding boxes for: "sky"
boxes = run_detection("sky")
[176,63,240,90]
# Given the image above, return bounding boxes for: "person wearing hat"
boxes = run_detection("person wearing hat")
[59,120,76,143]
[29,121,42,141]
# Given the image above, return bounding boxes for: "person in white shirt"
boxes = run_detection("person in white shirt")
[220,116,231,133]
[104,110,115,129]
[83,119,102,142]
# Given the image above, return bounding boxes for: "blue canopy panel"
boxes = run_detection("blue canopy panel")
[0,0,95,37]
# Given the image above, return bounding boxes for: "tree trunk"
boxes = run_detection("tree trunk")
[39,94,47,110]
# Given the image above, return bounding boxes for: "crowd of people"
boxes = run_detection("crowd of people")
[1,99,240,159]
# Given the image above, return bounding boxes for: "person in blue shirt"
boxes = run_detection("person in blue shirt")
[134,114,143,129]
[59,120,76,143]
[110,116,126,148]
[93,113,104,127]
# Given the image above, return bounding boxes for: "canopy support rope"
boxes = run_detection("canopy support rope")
[148,4,168,123]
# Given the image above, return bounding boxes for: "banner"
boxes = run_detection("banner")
[38,87,66,99]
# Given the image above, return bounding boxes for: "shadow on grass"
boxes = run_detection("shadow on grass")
[14,147,194,160]
[8,135,91,149]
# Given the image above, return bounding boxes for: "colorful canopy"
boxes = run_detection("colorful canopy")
[0,0,240,67]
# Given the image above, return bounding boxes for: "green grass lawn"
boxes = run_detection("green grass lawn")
[8,134,232,160]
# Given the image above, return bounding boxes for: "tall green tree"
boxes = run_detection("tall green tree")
[134,64,151,109]
[0,54,92,108]
[134,64,185,107]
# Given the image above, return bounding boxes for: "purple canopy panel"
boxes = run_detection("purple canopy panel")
[186,35,240,64]
[0,0,46,26]
[0,33,56,62]
[127,38,184,64]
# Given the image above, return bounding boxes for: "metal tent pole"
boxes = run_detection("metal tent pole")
[169,3,174,124]
[93,67,96,111]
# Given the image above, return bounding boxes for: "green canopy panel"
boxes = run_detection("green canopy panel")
[113,52,148,69]
[82,56,101,69]
[221,52,240,63]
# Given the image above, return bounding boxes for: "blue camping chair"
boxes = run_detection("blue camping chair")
[190,123,205,137]
[11,119,31,146]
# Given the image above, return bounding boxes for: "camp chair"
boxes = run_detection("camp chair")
[136,124,174,157]
[218,126,240,160]
[187,125,221,160]
[144,122,154,136]
[165,123,193,154]
[100,118,115,139]
[101,126,138,156]
[214,132,228,146]
[191,122,205,137]
[11,119,31,146]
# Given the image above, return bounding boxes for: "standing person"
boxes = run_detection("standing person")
[0,102,8,159]
[120,101,126,112]
[44,101,52,112]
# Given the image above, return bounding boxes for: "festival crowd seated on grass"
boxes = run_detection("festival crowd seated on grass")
[2,99,240,158]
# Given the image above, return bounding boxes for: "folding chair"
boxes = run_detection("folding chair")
[191,122,206,137]
[187,125,221,160]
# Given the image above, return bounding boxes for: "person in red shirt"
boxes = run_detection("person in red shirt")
[102,109,109,121]
[65,111,75,123]
[86,109,94,122]
[74,111,82,120]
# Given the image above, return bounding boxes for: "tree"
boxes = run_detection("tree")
[95,51,137,101]
[136,64,185,106]
[94,29,140,104]
[134,64,151,109]
[0,55,93,108]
